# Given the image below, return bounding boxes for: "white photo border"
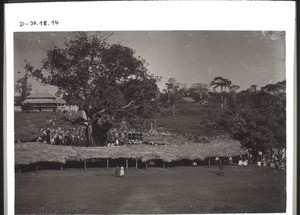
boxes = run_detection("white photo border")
[5,1,296,215]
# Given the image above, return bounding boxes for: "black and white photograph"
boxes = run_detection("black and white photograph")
[5,1,296,215]
[13,30,287,214]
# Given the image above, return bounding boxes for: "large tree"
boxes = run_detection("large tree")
[33,32,160,146]
[210,77,232,108]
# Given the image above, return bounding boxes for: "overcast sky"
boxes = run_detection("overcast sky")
[14,31,285,95]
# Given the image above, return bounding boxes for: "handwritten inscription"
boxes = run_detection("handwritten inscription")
[19,20,59,27]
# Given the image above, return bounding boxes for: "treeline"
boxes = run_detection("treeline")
[159,77,286,156]
[15,32,286,154]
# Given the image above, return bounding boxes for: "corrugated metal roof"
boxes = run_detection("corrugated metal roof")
[27,91,56,99]
[23,98,61,104]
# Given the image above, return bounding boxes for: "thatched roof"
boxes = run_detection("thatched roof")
[15,142,77,165]
[15,138,247,165]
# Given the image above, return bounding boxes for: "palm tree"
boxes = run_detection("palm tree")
[210,77,232,108]
[222,79,232,108]
[223,79,232,92]
[210,77,224,92]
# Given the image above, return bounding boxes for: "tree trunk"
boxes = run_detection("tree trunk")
[172,104,176,117]
[85,121,96,147]
[220,86,224,108]
[233,94,236,107]
[221,94,224,109]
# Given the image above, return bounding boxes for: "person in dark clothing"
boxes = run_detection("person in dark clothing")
[115,165,120,177]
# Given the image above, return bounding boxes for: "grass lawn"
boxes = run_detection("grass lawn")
[14,112,77,142]
[15,165,286,214]
[14,103,224,142]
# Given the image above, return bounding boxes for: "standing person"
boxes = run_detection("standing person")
[115,165,120,177]
[217,158,225,176]
[229,156,233,165]
[120,166,125,177]
[215,157,220,165]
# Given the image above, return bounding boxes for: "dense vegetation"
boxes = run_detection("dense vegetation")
[158,78,286,158]
[15,33,286,158]
[25,33,161,146]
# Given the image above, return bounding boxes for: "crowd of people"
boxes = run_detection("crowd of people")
[36,126,87,146]
[211,151,286,170]
[36,125,144,147]
[256,150,286,170]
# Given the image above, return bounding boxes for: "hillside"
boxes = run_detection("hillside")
[156,103,224,137]
[14,102,224,142]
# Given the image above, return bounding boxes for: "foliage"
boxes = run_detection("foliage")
[32,32,160,146]
[15,60,33,105]
[210,77,235,108]
[160,78,186,116]
[188,83,209,102]
[217,80,286,157]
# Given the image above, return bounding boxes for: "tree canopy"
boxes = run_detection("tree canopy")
[160,78,186,116]
[33,32,161,145]
[217,80,286,156]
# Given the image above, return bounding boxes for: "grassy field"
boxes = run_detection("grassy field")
[14,112,78,142]
[15,165,286,214]
[15,104,223,142]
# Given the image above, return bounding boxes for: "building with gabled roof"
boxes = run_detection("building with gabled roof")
[22,91,66,112]
[180,97,196,103]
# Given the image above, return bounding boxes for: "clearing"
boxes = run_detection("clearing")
[15,165,286,214]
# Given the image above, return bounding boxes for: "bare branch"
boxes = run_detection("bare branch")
[97,32,113,41]
[121,101,135,109]
[92,108,109,119]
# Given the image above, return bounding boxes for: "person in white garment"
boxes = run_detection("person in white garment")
[120,166,125,177]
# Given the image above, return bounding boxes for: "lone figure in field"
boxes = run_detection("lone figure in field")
[115,165,120,177]
[216,157,225,176]
[120,166,125,177]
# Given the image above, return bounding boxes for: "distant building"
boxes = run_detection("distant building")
[14,92,21,105]
[180,97,196,103]
[14,92,22,112]
[198,99,209,105]
[22,91,66,112]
